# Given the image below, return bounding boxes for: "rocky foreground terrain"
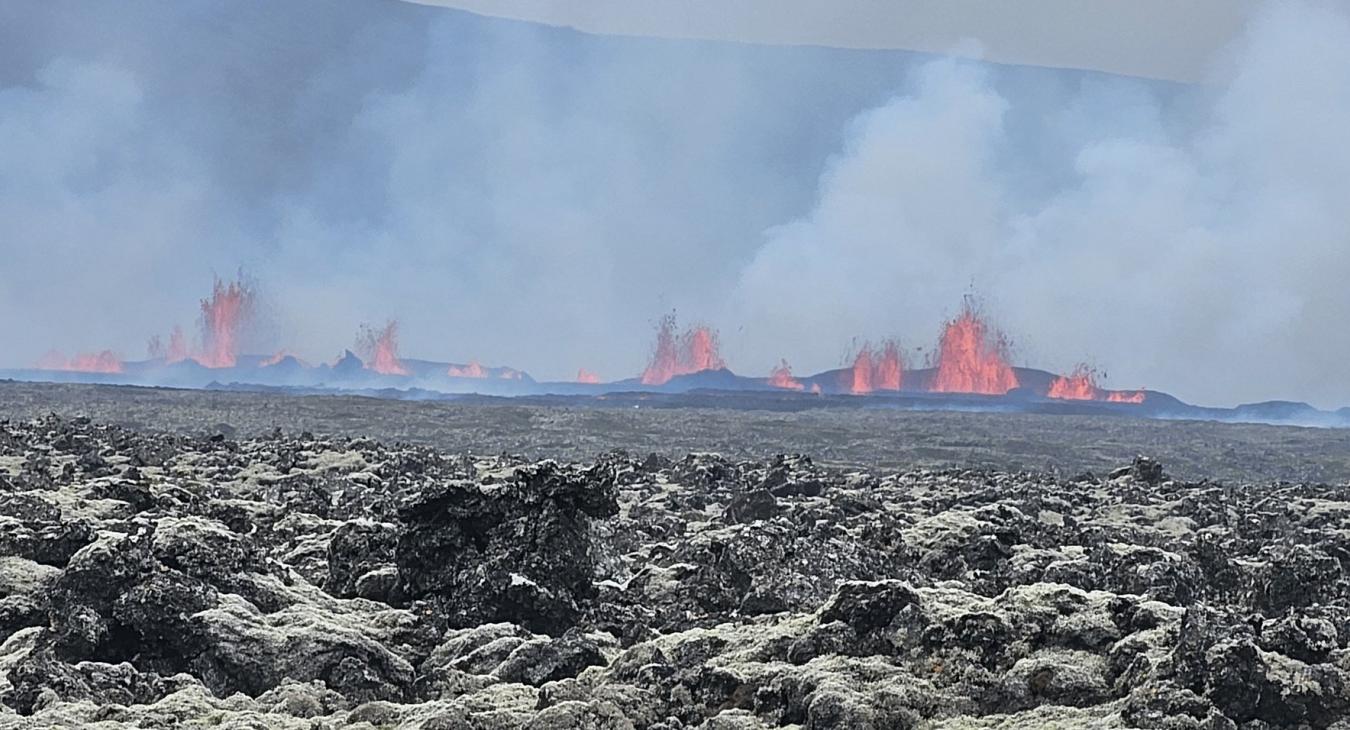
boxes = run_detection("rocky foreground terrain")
[0,415,1348,728]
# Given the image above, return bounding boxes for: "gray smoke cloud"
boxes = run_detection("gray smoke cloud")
[1,0,1347,406]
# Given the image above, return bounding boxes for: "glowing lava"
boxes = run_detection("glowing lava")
[850,348,874,394]
[1048,364,1100,400]
[36,350,123,373]
[640,315,726,385]
[929,304,1019,395]
[148,276,254,368]
[448,361,487,378]
[768,359,805,391]
[577,369,601,384]
[196,277,255,368]
[356,321,411,376]
[261,350,307,368]
[849,340,903,394]
[1048,364,1147,404]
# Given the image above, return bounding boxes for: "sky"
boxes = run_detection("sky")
[406,0,1257,82]
[1,0,1349,407]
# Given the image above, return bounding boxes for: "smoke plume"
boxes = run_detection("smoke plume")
[1,1,1349,406]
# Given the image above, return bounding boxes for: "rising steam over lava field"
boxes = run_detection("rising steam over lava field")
[6,1,1350,726]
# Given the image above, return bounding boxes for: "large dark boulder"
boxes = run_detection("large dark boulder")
[395,461,618,635]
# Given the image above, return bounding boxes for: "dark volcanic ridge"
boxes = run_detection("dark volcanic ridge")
[0,415,1348,728]
[5,357,1350,429]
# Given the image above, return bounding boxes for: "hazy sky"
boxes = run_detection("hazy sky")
[407,0,1257,82]
[2,0,1348,407]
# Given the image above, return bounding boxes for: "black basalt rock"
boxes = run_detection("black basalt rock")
[724,489,778,524]
[395,461,618,635]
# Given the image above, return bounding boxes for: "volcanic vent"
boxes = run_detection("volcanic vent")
[356,320,411,376]
[640,314,726,385]
[928,301,1019,395]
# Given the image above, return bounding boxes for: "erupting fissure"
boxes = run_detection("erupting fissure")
[35,279,1152,405]
[356,321,410,376]
[1048,365,1099,400]
[1048,364,1146,404]
[1107,390,1147,404]
[768,360,805,391]
[640,315,726,386]
[196,278,255,368]
[848,341,903,395]
[146,277,255,369]
[929,304,1019,395]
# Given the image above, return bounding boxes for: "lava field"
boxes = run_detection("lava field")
[0,414,1347,728]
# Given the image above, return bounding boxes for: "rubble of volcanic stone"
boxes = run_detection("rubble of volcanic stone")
[0,415,1348,728]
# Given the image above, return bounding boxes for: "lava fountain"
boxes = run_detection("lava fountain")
[768,359,805,391]
[577,369,601,384]
[356,321,411,376]
[929,303,1019,395]
[849,340,903,394]
[1048,363,1146,404]
[196,277,256,368]
[640,315,726,385]
[1047,364,1100,400]
[850,348,874,394]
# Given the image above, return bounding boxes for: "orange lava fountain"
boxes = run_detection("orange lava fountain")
[1048,364,1146,403]
[356,321,410,376]
[848,340,903,394]
[1048,364,1100,400]
[684,327,723,372]
[640,315,726,385]
[36,350,123,373]
[195,277,255,368]
[929,305,1019,395]
[768,359,805,391]
[850,348,874,394]
[577,369,601,384]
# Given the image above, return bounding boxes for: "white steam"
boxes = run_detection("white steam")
[732,2,1350,406]
[1,1,1349,406]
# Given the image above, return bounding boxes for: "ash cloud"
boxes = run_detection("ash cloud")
[1,0,1348,406]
